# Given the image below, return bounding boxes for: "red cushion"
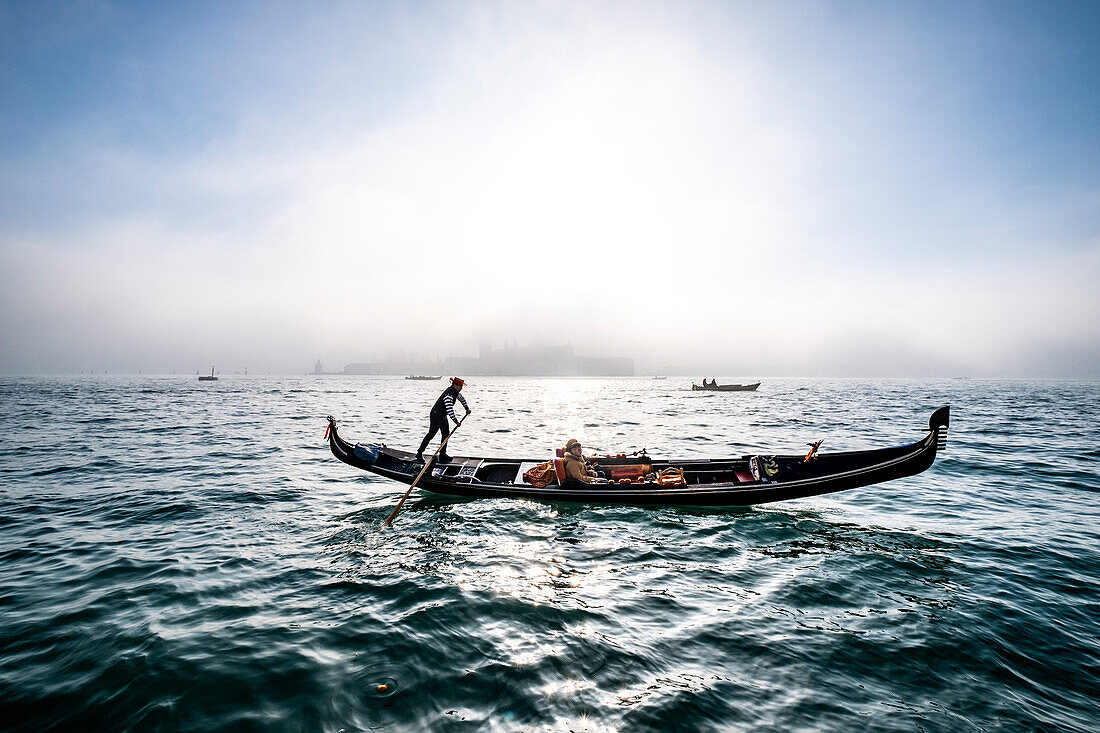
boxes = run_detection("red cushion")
[608,465,648,481]
[734,469,755,483]
[553,458,567,483]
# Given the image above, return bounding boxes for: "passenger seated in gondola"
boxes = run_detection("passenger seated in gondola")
[563,438,608,485]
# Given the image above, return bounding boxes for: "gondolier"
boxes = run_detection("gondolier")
[416,377,471,463]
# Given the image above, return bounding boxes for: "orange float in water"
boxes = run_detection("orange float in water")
[377,684,388,693]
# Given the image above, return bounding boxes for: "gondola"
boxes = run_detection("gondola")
[325,406,949,507]
[692,381,759,391]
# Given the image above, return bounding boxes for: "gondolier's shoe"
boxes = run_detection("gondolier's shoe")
[438,453,452,463]
[415,453,424,463]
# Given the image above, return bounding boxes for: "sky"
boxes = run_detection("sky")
[1,0,1098,377]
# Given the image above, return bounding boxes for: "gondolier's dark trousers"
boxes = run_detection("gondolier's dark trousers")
[417,409,451,457]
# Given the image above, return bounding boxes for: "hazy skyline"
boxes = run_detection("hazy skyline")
[2,1,1098,377]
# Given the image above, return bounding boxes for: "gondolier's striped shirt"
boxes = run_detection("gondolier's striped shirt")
[443,391,468,422]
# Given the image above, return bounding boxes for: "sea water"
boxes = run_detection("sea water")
[1,376,1097,731]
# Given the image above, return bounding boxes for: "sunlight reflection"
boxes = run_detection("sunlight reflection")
[540,678,595,698]
[538,380,607,444]
[501,630,558,667]
[546,711,618,733]
[565,622,599,638]
[490,562,563,604]
[444,541,622,606]
[567,564,615,596]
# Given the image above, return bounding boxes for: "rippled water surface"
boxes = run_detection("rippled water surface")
[1,376,1098,731]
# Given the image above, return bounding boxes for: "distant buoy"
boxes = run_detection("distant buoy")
[377,684,388,693]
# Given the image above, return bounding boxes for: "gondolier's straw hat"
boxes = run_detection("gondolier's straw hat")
[450,377,465,387]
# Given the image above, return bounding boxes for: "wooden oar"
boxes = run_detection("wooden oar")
[381,416,465,528]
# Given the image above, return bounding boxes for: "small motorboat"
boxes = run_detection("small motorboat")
[325,407,949,507]
[405,375,442,381]
[692,381,759,391]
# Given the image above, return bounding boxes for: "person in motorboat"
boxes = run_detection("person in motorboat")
[416,377,471,463]
[563,438,608,484]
